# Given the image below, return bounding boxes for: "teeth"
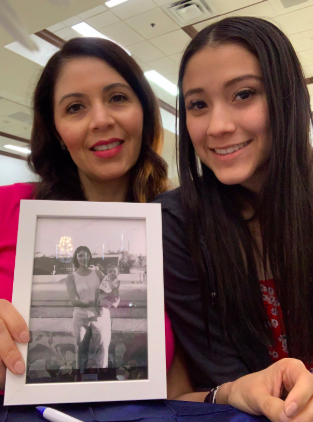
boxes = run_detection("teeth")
[93,141,122,151]
[215,141,249,155]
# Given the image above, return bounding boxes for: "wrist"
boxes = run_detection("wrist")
[215,382,232,405]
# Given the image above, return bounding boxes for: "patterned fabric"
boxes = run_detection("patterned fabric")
[0,397,270,422]
[261,279,313,372]
[260,279,289,362]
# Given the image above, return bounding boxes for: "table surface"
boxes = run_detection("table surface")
[0,398,270,422]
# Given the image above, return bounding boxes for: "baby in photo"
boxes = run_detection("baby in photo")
[98,264,120,309]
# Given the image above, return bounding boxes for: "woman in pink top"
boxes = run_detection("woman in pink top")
[0,37,171,390]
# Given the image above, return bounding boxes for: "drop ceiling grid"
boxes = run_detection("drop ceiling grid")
[190,1,313,79]
[193,2,278,32]
[44,0,313,104]
[48,1,187,80]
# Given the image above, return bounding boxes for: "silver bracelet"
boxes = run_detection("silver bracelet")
[204,385,222,404]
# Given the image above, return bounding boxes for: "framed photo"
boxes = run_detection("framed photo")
[4,200,166,405]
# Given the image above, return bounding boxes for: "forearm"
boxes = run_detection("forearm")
[173,383,232,403]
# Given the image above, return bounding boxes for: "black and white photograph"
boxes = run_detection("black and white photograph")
[5,200,166,405]
[27,216,147,384]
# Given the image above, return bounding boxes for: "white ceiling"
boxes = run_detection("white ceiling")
[1,0,313,165]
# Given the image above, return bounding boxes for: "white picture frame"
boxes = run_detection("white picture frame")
[4,200,166,405]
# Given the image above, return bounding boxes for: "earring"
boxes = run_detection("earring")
[61,144,67,151]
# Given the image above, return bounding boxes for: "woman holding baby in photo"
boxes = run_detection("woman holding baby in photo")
[65,246,120,371]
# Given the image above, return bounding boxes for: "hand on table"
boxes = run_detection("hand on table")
[221,358,313,422]
[0,299,29,390]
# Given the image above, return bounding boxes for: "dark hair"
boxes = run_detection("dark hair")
[178,17,313,364]
[28,37,168,203]
[106,263,119,273]
[72,246,92,268]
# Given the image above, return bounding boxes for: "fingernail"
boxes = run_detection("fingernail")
[285,402,298,418]
[278,412,290,422]
[14,360,25,375]
[19,330,29,343]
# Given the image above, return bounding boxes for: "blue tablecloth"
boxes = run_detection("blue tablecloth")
[0,398,270,422]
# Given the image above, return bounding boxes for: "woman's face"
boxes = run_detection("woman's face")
[77,250,90,267]
[182,43,271,192]
[54,57,144,186]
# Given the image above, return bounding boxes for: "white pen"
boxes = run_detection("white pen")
[36,406,83,422]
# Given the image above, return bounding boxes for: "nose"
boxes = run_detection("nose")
[90,102,115,132]
[206,104,236,138]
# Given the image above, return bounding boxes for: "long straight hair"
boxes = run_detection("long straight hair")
[178,17,313,362]
[28,37,168,203]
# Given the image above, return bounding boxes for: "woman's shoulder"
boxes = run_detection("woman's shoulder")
[0,182,35,201]
[153,187,185,222]
[0,183,35,226]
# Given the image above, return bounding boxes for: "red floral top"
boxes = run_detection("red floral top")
[260,279,313,371]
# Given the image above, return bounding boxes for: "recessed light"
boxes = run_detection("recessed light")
[4,144,30,154]
[71,22,131,55]
[144,70,178,96]
[105,0,130,7]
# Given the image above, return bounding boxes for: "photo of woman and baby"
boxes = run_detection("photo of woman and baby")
[27,217,147,384]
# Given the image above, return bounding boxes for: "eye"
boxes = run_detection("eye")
[186,100,207,111]
[234,89,256,101]
[110,94,128,103]
[66,103,84,114]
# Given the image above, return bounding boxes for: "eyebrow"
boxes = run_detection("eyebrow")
[184,75,263,100]
[58,83,133,106]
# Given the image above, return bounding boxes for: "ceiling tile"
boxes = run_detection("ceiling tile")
[111,0,157,20]
[298,53,311,67]
[169,52,183,64]
[126,8,179,39]
[127,40,165,62]
[133,56,152,72]
[152,0,170,5]
[86,11,120,30]
[54,27,81,41]
[229,1,276,17]
[194,2,276,32]
[78,6,108,20]
[150,30,190,56]
[47,22,66,33]
[193,17,220,32]
[166,72,179,85]
[303,65,313,77]
[277,6,313,35]
[147,57,178,76]
[290,29,313,52]
[299,49,313,65]
[62,16,82,27]
[307,83,313,95]
[101,22,144,46]
[208,0,263,15]
[268,0,313,16]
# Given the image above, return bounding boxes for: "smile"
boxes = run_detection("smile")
[213,140,251,155]
[91,140,123,151]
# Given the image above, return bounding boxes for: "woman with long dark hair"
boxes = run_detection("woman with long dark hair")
[157,16,313,420]
[0,36,170,389]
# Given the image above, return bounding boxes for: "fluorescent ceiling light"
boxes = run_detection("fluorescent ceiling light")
[72,22,131,55]
[105,0,130,7]
[4,144,31,155]
[144,70,178,96]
